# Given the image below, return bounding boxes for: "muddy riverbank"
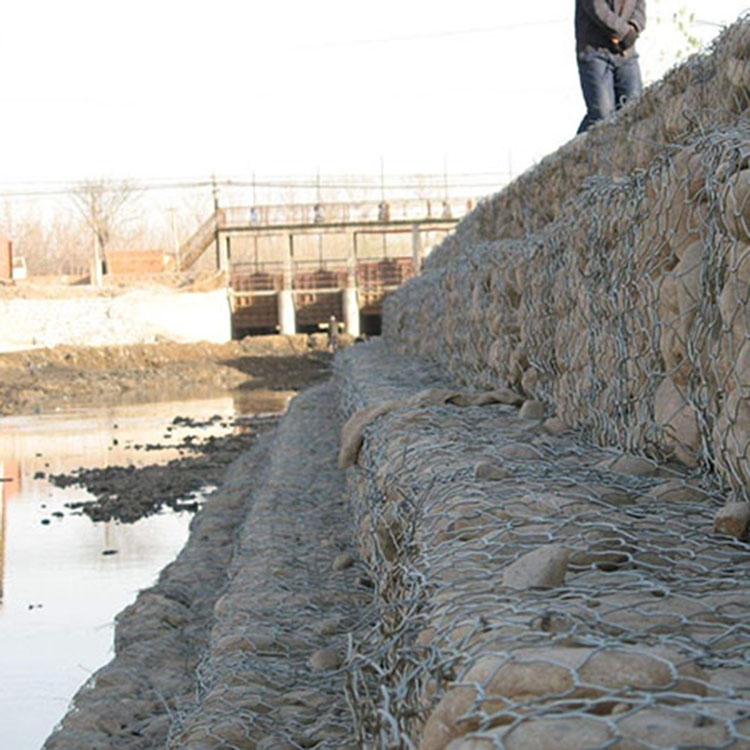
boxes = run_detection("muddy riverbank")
[0,334,338,417]
[43,378,370,749]
[1,334,365,748]
[1,335,339,523]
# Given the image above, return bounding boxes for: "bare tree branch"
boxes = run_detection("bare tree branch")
[70,178,140,253]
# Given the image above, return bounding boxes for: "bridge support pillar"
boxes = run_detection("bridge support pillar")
[216,232,231,272]
[344,236,360,338]
[278,290,296,335]
[343,286,360,338]
[278,234,296,334]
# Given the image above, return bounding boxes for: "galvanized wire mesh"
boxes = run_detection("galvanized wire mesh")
[385,19,750,502]
[427,18,750,266]
[168,382,373,749]
[43,17,750,750]
[345,17,750,749]
[338,342,750,748]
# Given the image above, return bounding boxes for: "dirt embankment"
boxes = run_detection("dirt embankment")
[1,334,342,523]
[0,334,338,417]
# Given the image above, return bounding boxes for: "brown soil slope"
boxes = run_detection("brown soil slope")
[0,335,336,416]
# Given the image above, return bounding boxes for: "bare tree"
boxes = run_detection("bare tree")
[71,178,140,252]
[12,213,49,273]
[49,214,91,275]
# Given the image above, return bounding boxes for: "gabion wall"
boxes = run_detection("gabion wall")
[336,16,750,750]
[384,18,750,501]
[338,342,750,749]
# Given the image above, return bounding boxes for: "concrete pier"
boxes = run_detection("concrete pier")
[342,286,360,338]
[277,289,296,336]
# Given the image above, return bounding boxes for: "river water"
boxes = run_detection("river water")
[0,392,291,749]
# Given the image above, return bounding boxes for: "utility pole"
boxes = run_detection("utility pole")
[443,154,448,202]
[380,156,385,203]
[315,169,323,264]
[251,172,259,270]
[168,207,180,272]
[212,175,221,270]
[91,228,103,287]
[442,155,451,218]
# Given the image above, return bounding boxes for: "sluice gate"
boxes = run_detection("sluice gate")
[179,198,468,337]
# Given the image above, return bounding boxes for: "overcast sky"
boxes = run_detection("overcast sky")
[0,0,747,187]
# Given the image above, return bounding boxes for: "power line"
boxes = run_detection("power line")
[296,18,568,50]
[0,172,512,200]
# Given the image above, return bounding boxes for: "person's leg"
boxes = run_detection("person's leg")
[613,54,643,110]
[577,51,616,134]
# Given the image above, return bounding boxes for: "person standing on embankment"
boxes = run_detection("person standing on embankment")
[575,0,646,133]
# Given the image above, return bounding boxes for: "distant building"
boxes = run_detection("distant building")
[0,235,12,281]
[12,256,27,280]
[105,249,175,276]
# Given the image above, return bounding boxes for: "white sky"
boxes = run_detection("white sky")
[0,0,747,188]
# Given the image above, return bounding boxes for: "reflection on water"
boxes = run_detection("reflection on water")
[0,391,292,750]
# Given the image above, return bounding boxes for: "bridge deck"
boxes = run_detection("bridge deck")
[178,198,470,335]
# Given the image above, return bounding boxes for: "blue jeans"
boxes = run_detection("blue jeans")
[576,50,643,134]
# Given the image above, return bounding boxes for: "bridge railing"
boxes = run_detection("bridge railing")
[180,198,468,271]
[221,197,473,229]
[179,209,225,269]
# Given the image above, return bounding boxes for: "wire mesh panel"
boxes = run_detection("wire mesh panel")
[337,342,750,749]
[387,125,750,501]
[384,16,750,503]
[343,16,750,749]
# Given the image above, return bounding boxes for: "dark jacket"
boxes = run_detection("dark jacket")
[575,0,646,56]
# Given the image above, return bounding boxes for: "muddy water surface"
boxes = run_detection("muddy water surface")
[0,392,291,749]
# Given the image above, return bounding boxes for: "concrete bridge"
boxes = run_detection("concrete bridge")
[179,197,470,337]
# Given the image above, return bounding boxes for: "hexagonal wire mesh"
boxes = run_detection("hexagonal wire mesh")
[343,17,750,749]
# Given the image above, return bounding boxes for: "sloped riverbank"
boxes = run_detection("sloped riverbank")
[44,339,750,748]
[0,335,334,417]
[44,379,372,749]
